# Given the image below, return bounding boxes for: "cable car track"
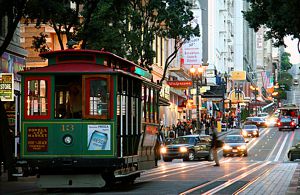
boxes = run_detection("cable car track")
[179,161,273,195]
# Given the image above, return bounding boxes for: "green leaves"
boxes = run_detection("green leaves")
[243,0,300,50]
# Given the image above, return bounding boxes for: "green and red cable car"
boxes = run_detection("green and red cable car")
[18,49,161,188]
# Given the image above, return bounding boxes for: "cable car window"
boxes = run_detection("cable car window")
[25,76,51,119]
[83,75,112,119]
[54,75,82,119]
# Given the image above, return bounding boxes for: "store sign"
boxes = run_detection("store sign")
[0,73,14,101]
[231,71,246,81]
[167,81,192,88]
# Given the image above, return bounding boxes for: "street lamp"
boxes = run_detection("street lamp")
[189,65,204,133]
[250,85,259,115]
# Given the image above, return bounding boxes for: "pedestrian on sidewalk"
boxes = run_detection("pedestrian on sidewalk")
[211,125,220,166]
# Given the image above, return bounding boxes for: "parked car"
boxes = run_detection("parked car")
[222,135,248,157]
[160,135,213,162]
[288,142,300,161]
[277,116,296,131]
[241,124,259,138]
[244,117,267,128]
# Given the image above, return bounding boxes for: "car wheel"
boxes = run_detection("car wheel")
[288,152,294,161]
[186,150,195,161]
[163,157,172,162]
[256,134,260,137]
[207,149,214,161]
[223,153,227,157]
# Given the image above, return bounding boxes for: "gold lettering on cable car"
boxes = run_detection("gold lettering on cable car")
[61,124,75,132]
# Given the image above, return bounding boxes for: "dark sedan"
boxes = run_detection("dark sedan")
[222,135,248,157]
[245,117,267,128]
[160,135,213,161]
[241,124,259,138]
[278,116,296,131]
[288,143,300,161]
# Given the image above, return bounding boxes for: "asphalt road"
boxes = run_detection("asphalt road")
[1,126,300,195]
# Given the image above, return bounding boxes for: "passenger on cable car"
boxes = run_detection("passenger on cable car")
[66,82,82,118]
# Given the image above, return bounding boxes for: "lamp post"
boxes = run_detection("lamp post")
[235,83,243,128]
[190,65,204,133]
[222,73,229,131]
[250,85,259,115]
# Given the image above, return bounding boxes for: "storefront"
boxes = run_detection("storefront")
[1,52,26,157]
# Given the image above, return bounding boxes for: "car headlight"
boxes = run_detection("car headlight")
[238,145,247,150]
[253,131,258,135]
[63,134,73,145]
[160,147,167,154]
[223,144,232,150]
[179,146,188,153]
[242,131,248,136]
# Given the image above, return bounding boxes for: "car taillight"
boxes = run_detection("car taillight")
[291,121,295,126]
[278,122,281,126]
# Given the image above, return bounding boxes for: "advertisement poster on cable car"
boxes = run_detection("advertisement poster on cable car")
[87,124,111,150]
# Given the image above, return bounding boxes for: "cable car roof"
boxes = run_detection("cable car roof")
[18,49,153,80]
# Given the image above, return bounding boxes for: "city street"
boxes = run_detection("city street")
[1,126,300,194]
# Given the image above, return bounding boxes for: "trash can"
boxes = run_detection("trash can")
[217,121,222,132]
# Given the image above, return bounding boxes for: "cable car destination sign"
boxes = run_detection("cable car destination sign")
[0,73,14,101]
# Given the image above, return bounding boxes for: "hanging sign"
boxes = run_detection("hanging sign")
[0,73,14,101]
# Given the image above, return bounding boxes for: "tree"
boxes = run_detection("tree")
[0,0,27,57]
[79,0,200,82]
[25,0,83,50]
[243,0,300,52]
[280,52,293,71]
[278,71,293,91]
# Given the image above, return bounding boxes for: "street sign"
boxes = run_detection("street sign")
[231,71,246,81]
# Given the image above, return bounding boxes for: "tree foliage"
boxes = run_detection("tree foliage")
[24,0,83,50]
[243,0,300,52]
[278,71,293,91]
[0,0,27,56]
[280,52,292,71]
[79,0,200,83]
[280,52,293,71]
[1,0,199,85]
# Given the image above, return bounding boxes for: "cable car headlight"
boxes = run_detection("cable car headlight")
[63,135,73,145]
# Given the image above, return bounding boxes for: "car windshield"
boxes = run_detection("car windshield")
[172,137,195,145]
[250,117,263,122]
[243,125,257,129]
[280,117,292,122]
[224,136,245,143]
[258,113,268,117]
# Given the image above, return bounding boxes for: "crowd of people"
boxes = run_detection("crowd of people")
[160,115,238,140]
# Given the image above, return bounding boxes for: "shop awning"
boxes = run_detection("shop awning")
[159,96,170,106]
[201,85,225,98]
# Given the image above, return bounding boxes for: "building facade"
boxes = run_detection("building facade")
[0,17,27,156]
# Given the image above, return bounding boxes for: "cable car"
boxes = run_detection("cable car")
[17,49,161,189]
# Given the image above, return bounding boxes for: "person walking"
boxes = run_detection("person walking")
[211,125,220,166]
